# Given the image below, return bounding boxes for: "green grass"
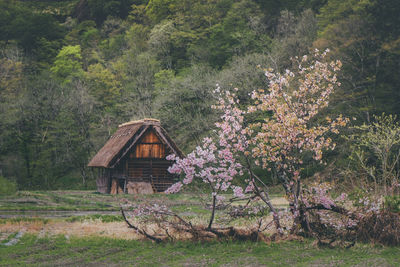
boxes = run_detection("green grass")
[0,191,117,211]
[171,204,209,214]
[0,234,399,266]
[0,191,209,212]
[65,214,124,223]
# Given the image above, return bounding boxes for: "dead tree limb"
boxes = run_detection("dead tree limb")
[120,207,163,243]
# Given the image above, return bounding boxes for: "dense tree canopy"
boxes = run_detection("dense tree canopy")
[0,0,399,189]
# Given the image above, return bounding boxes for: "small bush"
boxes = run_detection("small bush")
[357,210,400,246]
[385,195,400,213]
[0,176,17,196]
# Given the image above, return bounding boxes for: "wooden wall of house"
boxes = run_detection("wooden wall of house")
[104,128,176,193]
[96,168,111,193]
[132,130,166,159]
[127,129,174,192]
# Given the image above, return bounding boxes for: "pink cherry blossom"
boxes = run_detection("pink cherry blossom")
[166,50,348,231]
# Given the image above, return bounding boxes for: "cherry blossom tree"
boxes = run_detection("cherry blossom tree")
[166,86,283,230]
[120,50,400,244]
[166,49,348,233]
[245,49,349,231]
[166,87,248,229]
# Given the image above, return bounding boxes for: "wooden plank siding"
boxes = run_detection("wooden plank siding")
[127,159,174,192]
[131,130,165,159]
[124,130,175,192]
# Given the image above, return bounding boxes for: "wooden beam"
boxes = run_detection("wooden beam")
[153,126,182,158]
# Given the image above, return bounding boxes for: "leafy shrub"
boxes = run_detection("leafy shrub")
[348,187,377,208]
[347,114,400,195]
[0,176,17,196]
[385,195,400,213]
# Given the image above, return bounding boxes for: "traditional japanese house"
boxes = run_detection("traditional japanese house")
[88,119,183,194]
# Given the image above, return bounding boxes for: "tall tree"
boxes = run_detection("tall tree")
[315,0,400,119]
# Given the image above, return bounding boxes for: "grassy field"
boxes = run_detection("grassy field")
[1,191,399,266]
[0,190,149,211]
[0,190,288,211]
[0,190,253,211]
[0,234,399,266]
[0,190,287,241]
[0,191,287,228]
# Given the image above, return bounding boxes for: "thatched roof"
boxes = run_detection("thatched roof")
[88,119,183,168]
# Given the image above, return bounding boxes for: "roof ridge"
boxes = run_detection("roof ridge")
[118,118,160,128]
[118,120,143,127]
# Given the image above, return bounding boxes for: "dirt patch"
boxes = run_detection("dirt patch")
[0,217,284,242]
[0,220,142,240]
[0,210,120,219]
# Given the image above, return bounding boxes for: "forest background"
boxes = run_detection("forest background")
[1,0,399,190]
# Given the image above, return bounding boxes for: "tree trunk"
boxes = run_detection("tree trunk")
[207,194,217,230]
